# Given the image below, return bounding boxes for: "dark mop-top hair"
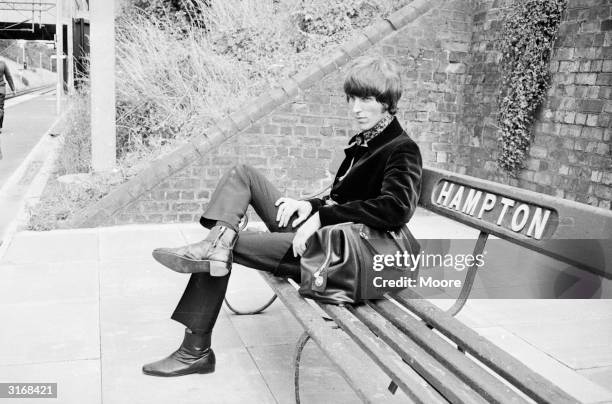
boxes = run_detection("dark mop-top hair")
[343,55,402,115]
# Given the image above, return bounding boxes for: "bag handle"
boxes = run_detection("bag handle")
[360,226,407,255]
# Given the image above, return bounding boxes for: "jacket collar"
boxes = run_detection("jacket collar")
[346,116,404,152]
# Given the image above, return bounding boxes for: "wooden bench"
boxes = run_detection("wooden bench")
[227,166,612,403]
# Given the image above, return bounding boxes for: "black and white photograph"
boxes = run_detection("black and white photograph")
[0,0,610,402]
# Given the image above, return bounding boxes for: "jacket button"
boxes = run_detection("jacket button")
[331,193,339,199]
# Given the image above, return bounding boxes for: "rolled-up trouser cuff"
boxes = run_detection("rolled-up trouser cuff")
[199,214,240,233]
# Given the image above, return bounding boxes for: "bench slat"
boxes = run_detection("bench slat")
[321,303,462,404]
[347,304,492,404]
[369,300,530,404]
[393,290,581,404]
[260,273,420,403]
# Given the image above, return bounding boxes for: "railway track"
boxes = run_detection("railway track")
[5,84,55,100]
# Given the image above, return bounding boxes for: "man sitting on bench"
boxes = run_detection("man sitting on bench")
[142,55,423,377]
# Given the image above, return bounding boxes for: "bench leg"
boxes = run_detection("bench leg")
[293,331,311,404]
[446,231,489,317]
[223,294,278,315]
[222,214,280,315]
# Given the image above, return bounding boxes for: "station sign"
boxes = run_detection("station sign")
[432,180,557,240]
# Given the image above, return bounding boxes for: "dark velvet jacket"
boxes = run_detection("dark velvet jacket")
[308,117,422,230]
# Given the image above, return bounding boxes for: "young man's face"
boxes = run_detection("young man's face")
[348,96,387,131]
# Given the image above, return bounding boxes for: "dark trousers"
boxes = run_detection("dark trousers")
[0,90,5,129]
[171,164,303,335]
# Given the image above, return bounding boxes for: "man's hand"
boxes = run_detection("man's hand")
[292,213,321,257]
[275,197,312,228]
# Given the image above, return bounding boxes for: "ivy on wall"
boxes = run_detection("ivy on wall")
[497,0,566,175]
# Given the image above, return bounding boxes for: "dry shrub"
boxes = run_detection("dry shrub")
[115,8,250,160]
[27,178,113,231]
[56,86,91,174]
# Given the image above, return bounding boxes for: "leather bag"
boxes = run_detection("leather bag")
[299,222,421,305]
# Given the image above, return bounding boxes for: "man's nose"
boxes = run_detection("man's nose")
[352,99,362,113]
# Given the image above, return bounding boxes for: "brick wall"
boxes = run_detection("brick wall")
[451,0,611,208]
[77,0,611,227]
[110,0,473,225]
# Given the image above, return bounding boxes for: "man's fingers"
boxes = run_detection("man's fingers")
[292,236,302,257]
[275,197,285,206]
[276,203,286,222]
[282,205,300,227]
[292,213,306,227]
[282,212,291,227]
[284,214,292,227]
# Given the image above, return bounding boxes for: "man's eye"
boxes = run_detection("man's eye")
[348,95,376,102]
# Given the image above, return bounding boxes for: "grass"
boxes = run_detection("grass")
[28,0,412,230]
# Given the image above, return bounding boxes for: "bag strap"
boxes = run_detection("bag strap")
[314,224,342,278]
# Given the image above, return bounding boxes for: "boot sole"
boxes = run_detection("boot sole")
[142,363,215,377]
[152,250,212,274]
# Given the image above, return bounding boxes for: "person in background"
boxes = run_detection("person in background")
[0,59,16,135]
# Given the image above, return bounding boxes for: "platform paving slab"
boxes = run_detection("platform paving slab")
[0,299,100,367]
[476,326,612,404]
[247,342,362,404]
[505,318,612,369]
[101,346,277,404]
[578,366,612,393]
[0,261,98,305]
[0,229,99,265]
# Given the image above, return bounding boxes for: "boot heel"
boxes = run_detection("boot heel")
[210,261,230,277]
[198,363,215,374]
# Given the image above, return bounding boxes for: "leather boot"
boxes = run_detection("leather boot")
[152,225,238,276]
[142,329,215,377]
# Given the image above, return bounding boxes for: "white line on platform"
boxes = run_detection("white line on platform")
[5,90,51,109]
[0,111,65,260]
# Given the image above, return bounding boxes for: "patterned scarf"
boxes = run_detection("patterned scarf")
[353,114,394,147]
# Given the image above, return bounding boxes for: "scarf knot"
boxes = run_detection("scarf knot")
[353,114,393,147]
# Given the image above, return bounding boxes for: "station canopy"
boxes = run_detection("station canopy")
[0,0,88,40]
